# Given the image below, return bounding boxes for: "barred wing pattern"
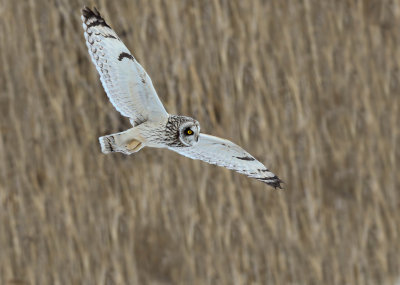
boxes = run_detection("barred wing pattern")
[81,7,168,125]
[171,134,282,188]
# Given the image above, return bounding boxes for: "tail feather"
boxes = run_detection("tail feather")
[99,135,116,154]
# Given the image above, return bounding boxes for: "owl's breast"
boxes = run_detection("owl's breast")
[136,119,171,149]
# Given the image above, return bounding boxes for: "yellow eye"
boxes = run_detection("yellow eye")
[186,129,193,135]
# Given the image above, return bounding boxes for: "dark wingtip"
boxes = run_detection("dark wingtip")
[257,175,284,189]
[81,6,111,29]
[81,6,96,18]
[268,177,284,189]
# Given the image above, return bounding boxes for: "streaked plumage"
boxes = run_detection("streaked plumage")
[81,7,282,188]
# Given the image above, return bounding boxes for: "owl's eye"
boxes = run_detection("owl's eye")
[185,129,193,135]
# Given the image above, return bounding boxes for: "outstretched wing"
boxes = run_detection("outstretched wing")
[170,134,282,188]
[81,7,168,125]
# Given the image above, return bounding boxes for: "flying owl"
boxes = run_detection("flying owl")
[81,7,282,188]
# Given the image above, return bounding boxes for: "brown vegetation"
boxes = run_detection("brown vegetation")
[0,0,399,284]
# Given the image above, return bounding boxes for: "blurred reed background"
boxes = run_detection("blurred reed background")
[0,0,399,284]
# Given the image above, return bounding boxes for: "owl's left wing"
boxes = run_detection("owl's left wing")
[170,134,282,188]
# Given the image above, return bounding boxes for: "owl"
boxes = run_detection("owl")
[81,7,282,188]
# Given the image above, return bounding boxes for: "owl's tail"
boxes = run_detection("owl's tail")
[99,134,117,154]
[98,129,144,155]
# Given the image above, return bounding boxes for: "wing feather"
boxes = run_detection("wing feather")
[81,7,168,124]
[170,134,282,188]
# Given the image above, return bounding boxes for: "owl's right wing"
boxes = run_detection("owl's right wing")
[81,7,168,125]
[170,134,282,188]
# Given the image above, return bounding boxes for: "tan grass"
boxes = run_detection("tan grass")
[0,0,399,284]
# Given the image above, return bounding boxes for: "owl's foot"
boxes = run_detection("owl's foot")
[126,139,143,153]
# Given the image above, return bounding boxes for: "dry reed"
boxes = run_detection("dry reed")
[0,0,399,284]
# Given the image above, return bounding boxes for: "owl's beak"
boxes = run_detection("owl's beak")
[195,134,199,142]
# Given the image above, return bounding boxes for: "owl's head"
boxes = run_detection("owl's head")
[178,118,200,146]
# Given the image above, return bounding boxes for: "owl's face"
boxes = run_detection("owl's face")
[179,120,200,146]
